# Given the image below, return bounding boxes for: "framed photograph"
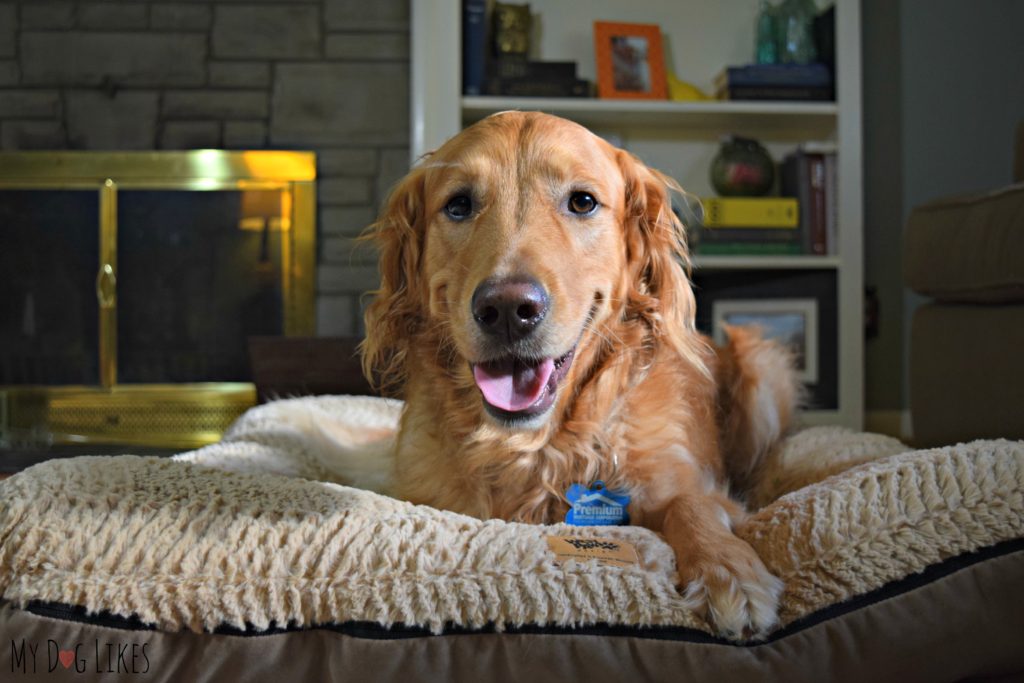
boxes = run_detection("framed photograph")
[593,22,668,100]
[712,298,819,383]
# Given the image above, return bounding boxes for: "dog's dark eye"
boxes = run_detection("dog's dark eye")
[444,194,473,221]
[568,191,598,215]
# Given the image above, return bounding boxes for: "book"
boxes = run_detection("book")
[485,58,588,97]
[714,63,833,90]
[491,58,577,81]
[715,63,834,102]
[807,153,827,255]
[799,141,839,155]
[485,77,591,98]
[800,142,839,254]
[700,197,799,228]
[824,153,838,254]
[780,152,811,253]
[462,0,488,96]
[698,198,801,251]
[719,85,834,102]
[699,227,802,245]
[696,242,804,256]
[780,148,838,255]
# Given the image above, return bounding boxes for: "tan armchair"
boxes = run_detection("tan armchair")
[903,123,1024,446]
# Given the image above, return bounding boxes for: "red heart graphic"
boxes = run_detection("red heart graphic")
[58,649,75,669]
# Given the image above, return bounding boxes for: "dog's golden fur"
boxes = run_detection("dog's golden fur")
[362,112,799,637]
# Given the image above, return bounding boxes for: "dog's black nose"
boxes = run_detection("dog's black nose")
[472,278,550,342]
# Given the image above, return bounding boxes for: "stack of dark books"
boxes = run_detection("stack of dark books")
[714,63,833,102]
[696,197,802,256]
[485,58,590,98]
[780,143,838,255]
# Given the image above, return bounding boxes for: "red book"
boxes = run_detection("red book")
[807,153,827,255]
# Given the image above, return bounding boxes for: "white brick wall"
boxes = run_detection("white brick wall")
[0,0,412,338]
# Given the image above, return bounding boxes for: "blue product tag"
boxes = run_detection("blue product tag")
[565,480,631,526]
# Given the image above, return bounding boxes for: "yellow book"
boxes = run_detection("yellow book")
[701,197,799,229]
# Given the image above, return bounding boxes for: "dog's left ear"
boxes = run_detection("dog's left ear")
[617,150,708,374]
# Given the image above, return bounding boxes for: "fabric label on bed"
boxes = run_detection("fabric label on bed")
[546,536,639,567]
[564,480,631,525]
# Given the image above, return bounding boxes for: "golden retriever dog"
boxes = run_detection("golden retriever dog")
[361,111,799,638]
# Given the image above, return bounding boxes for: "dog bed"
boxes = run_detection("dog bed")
[1,395,1023,682]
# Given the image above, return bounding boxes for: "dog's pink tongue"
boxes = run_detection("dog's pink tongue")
[473,358,554,412]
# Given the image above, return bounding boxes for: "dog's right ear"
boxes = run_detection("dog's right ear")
[360,166,427,395]
[616,149,709,378]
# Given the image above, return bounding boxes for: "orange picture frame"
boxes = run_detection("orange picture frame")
[593,21,668,100]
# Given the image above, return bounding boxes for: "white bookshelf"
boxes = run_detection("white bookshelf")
[409,0,863,429]
[463,96,839,132]
[694,255,842,271]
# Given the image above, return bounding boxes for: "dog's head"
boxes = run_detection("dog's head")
[362,111,703,430]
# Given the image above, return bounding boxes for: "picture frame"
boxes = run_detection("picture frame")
[712,298,819,384]
[593,22,668,100]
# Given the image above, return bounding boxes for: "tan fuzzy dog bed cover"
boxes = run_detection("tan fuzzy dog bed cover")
[2,396,1024,682]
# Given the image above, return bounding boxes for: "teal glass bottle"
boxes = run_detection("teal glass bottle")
[756,0,778,64]
[777,0,818,64]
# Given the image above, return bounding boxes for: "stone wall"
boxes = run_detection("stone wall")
[0,0,410,337]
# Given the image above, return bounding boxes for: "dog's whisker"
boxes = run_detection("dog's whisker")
[581,320,619,348]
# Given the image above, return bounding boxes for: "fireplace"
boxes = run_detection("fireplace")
[0,151,316,450]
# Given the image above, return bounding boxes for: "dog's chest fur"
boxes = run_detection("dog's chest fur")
[394,413,625,524]
[391,345,718,526]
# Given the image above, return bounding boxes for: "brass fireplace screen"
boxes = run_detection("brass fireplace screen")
[0,151,316,449]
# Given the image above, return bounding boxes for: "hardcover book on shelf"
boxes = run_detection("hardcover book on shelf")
[696,242,804,256]
[807,154,827,255]
[485,77,591,98]
[781,152,810,254]
[485,59,590,97]
[714,64,833,89]
[487,78,593,98]
[462,0,488,96]
[781,152,811,253]
[714,63,834,102]
[794,143,835,254]
[721,85,833,102]
[824,153,838,254]
[697,197,802,256]
[781,145,839,255]
[491,59,577,81]
[800,142,839,254]
[701,197,799,228]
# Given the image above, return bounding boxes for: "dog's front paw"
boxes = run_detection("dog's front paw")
[678,538,783,639]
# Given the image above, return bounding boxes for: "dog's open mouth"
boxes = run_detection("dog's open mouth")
[471,347,576,421]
